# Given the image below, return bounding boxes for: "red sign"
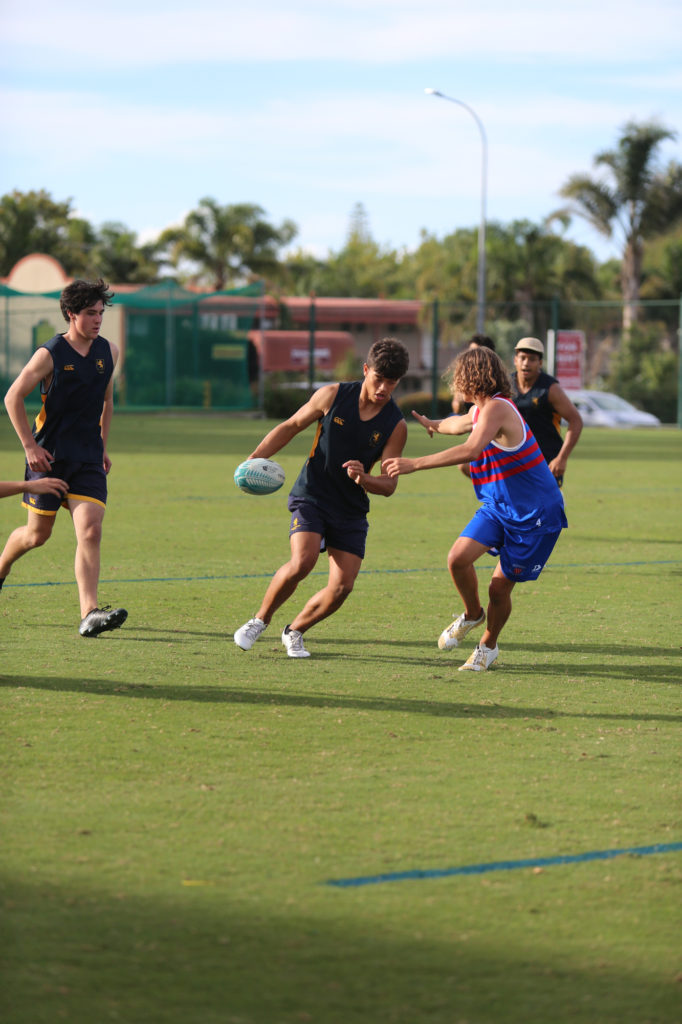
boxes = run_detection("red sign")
[555,331,584,389]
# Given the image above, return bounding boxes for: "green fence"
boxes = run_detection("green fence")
[425,297,681,424]
[1,282,680,422]
[114,282,262,409]
[0,280,263,412]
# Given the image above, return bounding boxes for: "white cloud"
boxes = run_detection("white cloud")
[3,0,681,66]
[2,85,675,194]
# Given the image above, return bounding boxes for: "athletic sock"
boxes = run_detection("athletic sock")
[0,577,5,591]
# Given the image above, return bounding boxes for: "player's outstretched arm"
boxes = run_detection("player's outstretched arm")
[384,400,509,477]
[412,409,473,437]
[248,384,339,460]
[0,478,69,499]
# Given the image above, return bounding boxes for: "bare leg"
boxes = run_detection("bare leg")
[256,531,322,625]
[481,566,515,649]
[70,499,105,618]
[447,535,488,620]
[289,547,362,633]
[0,510,55,579]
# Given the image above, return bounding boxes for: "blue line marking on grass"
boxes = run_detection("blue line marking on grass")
[324,841,682,888]
[4,559,682,589]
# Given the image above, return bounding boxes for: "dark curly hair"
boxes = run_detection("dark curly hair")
[467,333,496,351]
[60,278,114,323]
[366,337,409,380]
[449,346,511,400]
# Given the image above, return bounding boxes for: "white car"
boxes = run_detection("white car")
[564,389,661,428]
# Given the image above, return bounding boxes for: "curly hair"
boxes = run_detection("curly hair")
[449,346,511,400]
[366,337,409,380]
[60,278,114,323]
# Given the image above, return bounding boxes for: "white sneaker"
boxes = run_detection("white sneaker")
[234,617,266,650]
[438,610,485,650]
[282,626,310,658]
[458,643,499,672]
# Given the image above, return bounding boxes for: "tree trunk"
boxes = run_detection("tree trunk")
[621,238,642,333]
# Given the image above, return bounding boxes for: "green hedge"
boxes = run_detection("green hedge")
[395,390,454,418]
[263,385,456,422]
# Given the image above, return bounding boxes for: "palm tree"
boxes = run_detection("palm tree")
[558,121,682,330]
[157,198,297,290]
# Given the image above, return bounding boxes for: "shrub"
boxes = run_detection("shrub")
[395,390,454,417]
[607,322,679,423]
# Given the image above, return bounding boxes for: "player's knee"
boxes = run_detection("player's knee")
[447,548,470,572]
[26,533,49,551]
[289,554,317,579]
[26,522,53,549]
[488,576,513,603]
[330,579,354,604]
[80,521,103,546]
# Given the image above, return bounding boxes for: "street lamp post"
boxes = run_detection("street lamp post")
[425,88,488,334]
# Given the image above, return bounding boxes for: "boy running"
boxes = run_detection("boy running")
[234,338,409,658]
[0,278,127,638]
[383,346,566,671]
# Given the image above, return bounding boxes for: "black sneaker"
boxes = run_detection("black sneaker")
[79,606,128,638]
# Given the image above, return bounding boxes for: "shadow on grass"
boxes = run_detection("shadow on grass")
[2,874,679,1024]
[36,623,682,664]
[1,673,680,723]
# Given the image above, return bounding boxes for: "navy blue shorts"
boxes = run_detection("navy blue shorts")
[461,507,563,583]
[23,459,107,516]
[288,498,369,559]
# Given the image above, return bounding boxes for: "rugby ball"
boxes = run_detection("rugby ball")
[234,458,286,496]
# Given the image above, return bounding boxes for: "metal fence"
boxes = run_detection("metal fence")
[0,281,263,412]
[271,295,681,424]
[1,284,680,423]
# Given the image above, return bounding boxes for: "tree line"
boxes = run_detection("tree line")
[1,120,680,332]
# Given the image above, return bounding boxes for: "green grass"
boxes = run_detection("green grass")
[1,413,681,1024]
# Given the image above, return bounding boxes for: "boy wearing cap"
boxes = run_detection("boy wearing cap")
[511,337,582,487]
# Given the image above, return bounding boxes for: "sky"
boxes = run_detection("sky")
[1,0,681,268]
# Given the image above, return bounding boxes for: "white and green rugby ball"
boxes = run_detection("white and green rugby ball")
[234,458,286,496]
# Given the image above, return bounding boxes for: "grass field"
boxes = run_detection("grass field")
[1,412,681,1024]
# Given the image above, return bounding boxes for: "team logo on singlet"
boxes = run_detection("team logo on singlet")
[333,416,344,426]
[96,359,105,374]
[369,431,382,446]
[64,364,75,371]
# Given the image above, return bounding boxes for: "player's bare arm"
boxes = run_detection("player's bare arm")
[0,478,69,499]
[547,383,583,476]
[412,409,474,437]
[384,399,516,477]
[4,347,56,472]
[100,342,119,474]
[343,419,408,497]
[248,384,340,460]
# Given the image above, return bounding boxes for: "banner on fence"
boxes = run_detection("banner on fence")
[556,330,585,389]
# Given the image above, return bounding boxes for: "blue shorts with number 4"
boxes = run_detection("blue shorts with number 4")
[461,506,563,583]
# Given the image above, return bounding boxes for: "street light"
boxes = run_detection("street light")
[425,87,488,334]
